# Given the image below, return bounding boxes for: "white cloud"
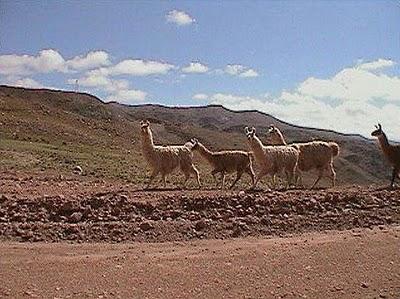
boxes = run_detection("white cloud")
[92,59,175,77]
[106,89,147,104]
[239,69,259,78]
[0,49,113,76]
[224,64,259,78]
[166,10,195,26]
[182,62,209,74]
[0,77,51,89]
[357,58,395,71]
[68,73,147,104]
[0,49,65,76]
[192,93,209,100]
[225,64,246,76]
[66,50,111,71]
[208,59,400,139]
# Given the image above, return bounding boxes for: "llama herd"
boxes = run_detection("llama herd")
[140,120,400,190]
[140,120,341,190]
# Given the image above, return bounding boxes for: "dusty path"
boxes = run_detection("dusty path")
[0,227,399,299]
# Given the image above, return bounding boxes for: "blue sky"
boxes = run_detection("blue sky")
[1,0,399,138]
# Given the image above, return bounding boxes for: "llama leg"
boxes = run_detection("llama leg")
[285,169,293,189]
[181,170,190,189]
[230,171,243,189]
[221,172,226,190]
[190,165,201,188]
[211,169,219,188]
[253,169,267,189]
[311,168,324,189]
[146,169,159,189]
[271,174,276,188]
[296,169,303,188]
[327,163,336,188]
[390,167,397,188]
[245,165,255,186]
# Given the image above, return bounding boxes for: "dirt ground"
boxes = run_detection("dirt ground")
[0,173,399,298]
[0,227,399,299]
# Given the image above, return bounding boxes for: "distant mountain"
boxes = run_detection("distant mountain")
[0,85,390,186]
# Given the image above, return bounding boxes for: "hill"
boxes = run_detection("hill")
[0,85,390,187]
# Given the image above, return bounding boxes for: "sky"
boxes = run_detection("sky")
[1,0,399,139]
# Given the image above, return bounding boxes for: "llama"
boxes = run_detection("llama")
[245,127,299,189]
[140,120,200,189]
[189,138,255,189]
[371,123,400,188]
[266,125,339,188]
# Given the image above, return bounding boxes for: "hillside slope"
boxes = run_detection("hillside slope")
[0,85,390,186]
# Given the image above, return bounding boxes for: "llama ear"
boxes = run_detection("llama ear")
[145,120,150,125]
[378,123,382,130]
[251,127,256,133]
[375,124,379,129]
[245,127,249,134]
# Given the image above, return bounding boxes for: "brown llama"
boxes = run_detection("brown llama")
[371,123,400,188]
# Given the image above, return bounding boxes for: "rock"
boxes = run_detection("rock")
[260,216,270,225]
[139,221,154,231]
[69,212,83,223]
[0,194,8,203]
[194,219,207,231]
[238,191,246,197]
[73,165,83,175]
[361,282,369,288]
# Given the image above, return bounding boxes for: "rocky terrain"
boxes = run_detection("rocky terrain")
[0,173,399,243]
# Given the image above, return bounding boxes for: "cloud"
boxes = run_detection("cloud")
[192,93,209,100]
[208,59,400,139]
[66,51,111,71]
[166,10,195,26]
[91,59,175,77]
[68,73,147,104]
[0,49,112,76]
[0,49,65,76]
[0,76,51,89]
[224,64,259,78]
[182,62,209,74]
[239,69,259,78]
[357,58,395,71]
[106,89,147,104]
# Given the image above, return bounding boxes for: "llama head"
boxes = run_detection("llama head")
[190,138,199,150]
[266,124,283,143]
[245,126,256,139]
[371,123,383,137]
[140,120,151,137]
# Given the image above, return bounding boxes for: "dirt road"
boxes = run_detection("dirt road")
[1,227,399,299]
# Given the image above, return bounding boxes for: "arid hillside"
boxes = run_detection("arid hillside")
[0,85,390,187]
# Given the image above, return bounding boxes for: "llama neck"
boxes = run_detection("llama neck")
[275,131,287,145]
[196,143,215,163]
[141,130,155,156]
[249,136,265,160]
[377,133,392,157]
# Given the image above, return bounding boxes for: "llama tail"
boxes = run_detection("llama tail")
[328,142,340,158]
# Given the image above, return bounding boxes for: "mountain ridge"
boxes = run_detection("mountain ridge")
[0,85,390,186]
